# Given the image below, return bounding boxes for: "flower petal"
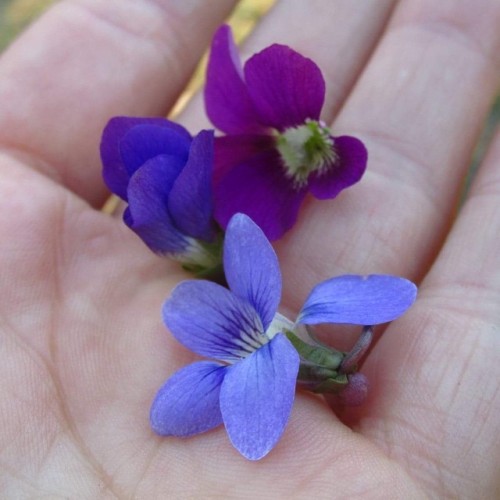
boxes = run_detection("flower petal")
[214,134,274,185]
[163,280,266,362]
[120,123,191,178]
[308,136,368,199]
[224,214,281,330]
[298,274,417,326]
[150,361,226,437]
[244,44,325,131]
[101,116,190,200]
[213,151,307,241]
[126,155,188,254]
[220,334,299,460]
[205,25,264,134]
[168,130,216,241]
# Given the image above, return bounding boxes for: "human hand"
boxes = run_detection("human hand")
[0,0,499,498]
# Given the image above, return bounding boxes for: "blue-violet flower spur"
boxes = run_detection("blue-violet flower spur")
[101,118,221,272]
[150,213,417,460]
[205,25,368,240]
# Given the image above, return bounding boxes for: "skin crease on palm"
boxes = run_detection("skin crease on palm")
[0,0,499,497]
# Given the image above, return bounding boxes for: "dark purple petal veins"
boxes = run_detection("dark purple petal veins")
[163,280,268,362]
[205,25,264,135]
[150,361,226,436]
[224,214,281,329]
[219,334,300,460]
[244,44,325,131]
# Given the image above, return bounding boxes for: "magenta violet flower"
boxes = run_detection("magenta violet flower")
[150,213,417,460]
[101,117,221,273]
[204,25,368,240]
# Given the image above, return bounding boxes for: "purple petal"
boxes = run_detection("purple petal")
[126,155,188,254]
[298,275,417,326]
[205,25,265,134]
[244,44,325,131]
[101,116,191,200]
[308,136,368,199]
[224,214,281,330]
[220,334,299,460]
[168,130,216,241]
[150,361,226,436]
[163,280,265,362]
[213,151,307,241]
[214,134,274,185]
[120,124,191,178]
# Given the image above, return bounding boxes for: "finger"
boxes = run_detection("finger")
[277,0,500,311]
[357,128,500,498]
[180,0,397,130]
[0,0,237,206]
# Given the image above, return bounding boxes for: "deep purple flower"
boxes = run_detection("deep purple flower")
[205,25,368,240]
[101,117,219,269]
[150,214,417,460]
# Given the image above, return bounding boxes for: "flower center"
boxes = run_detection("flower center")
[265,312,295,339]
[276,119,337,188]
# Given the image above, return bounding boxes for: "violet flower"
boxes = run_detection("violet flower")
[150,214,417,460]
[101,118,221,272]
[205,25,368,240]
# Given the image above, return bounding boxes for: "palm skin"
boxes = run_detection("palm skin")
[0,0,499,498]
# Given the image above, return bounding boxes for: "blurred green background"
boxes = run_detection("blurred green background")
[0,0,274,52]
[0,0,55,50]
[0,0,497,189]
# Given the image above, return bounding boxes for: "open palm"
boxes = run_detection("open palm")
[1,0,499,498]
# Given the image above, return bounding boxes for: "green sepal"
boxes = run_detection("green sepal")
[298,363,338,382]
[285,329,343,369]
[311,374,349,394]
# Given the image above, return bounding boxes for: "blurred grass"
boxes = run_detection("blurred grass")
[0,0,273,53]
[0,0,55,51]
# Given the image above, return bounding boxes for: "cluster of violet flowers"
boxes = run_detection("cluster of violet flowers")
[101,25,417,460]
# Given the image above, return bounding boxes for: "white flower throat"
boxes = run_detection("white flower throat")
[276,119,337,188]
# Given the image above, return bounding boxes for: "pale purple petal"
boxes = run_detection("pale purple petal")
[120,124,191,177]
[168,130,216,241]
[205,25,264,134]
[101,116,190,199]
[213,151,307,241]
[150,361,226,436]
[220,334,299,460]
[298,274,417,326]
[214,134,274,185]
[308,136,368,199]
[224,214,281,329]
[126,155,188,254]
[244,44,325,131]
[163,281,265,362]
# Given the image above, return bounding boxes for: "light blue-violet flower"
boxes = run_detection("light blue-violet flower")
[150,213,417,460]
[204,25,368,240]
[101,118,221,273]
